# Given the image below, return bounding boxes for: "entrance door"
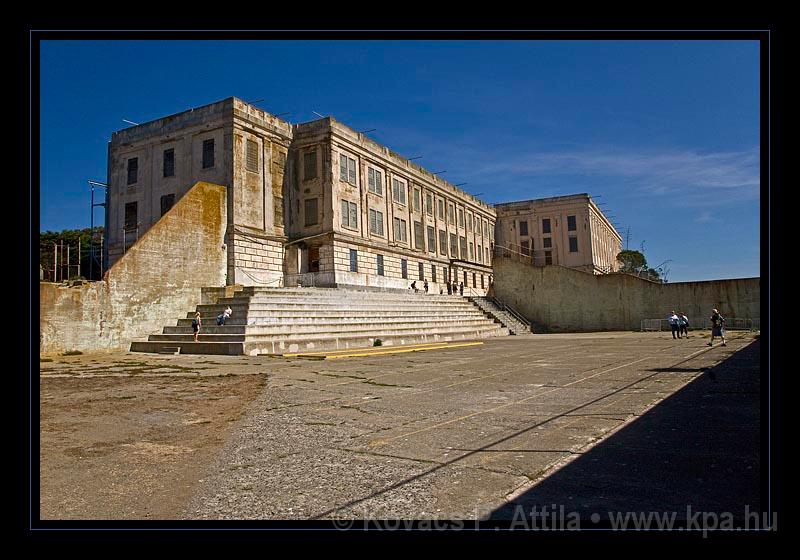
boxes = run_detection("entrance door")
[309,246,320,273]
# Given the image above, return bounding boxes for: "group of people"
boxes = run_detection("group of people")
[190,305,232,342]
[409,280,465,296]
[667,308,727,346]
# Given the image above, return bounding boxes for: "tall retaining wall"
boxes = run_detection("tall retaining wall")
[40,182,228,354]
[492,257,760,332]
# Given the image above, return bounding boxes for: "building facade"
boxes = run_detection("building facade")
[106,97,495,294]
[494,194,621,274]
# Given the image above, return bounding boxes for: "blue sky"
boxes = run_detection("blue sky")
[39,40,760,282]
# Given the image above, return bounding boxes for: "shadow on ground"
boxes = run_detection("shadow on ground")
[490,340,761,522]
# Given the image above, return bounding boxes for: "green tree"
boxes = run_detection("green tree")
[40,227,104,281]
[616,250,647,273]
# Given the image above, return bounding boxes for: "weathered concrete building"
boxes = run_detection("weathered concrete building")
[106,97,495,293]
[494,194,621,274]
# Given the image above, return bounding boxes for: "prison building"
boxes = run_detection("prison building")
[106,97,495,294]
[285,117,495,294]
[494,194,621,274]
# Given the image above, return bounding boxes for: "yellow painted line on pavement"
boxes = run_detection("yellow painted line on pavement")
[276,341,483,360]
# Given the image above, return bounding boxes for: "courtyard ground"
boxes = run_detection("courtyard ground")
[39,330,761,522]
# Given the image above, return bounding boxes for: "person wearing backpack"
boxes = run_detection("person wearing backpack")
[192,311,202,342]
[708,309,727,347]
[679,312,690,338]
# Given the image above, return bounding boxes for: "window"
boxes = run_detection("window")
[568,215,577,231]
[369,208,384,236]
[481,275,485,289]
[469,242,474,261]
[439,230,448,255]
[124,201,138,230]
[419,262,425,280]
[341,200,358,229]
[246,139,259,172]
[543,237,552,249]
[392,178,407,204]
[459,236,467,260]
[486,247,490,263]
[519,220,529,236]
[450,234,458,258]
[393,217,407,243]
[202,139,215,169]
[477,244,482,263]
[413,187,421,212]
[542,218,551,234]
[432,265,437,282]
[444,267,449,283]
[160,194,175,217]
[367,167,383,195]
[401,259,408,279]
[466,213,472,232]
[489,222,494,241]
[304,198,319,226]
[437,199,445,220]
[448,203,455,224]
[349,249,358,272]
[304,150,317,180]
[545,251,553,265]
[569,236,578,252]
[458,208,464,228]
[127,158,138,185]
[464,271,467,285]
[414,221,425,250]
[427,226,436,254]
[377,255,384,276]
[473,273,476,287]
[521,240,530,256]
[426,193,433,216]
[163,149,174,178]
[339,153,356,185]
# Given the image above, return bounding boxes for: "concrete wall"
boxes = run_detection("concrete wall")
[492,257,760,332]
[40,182,227,354]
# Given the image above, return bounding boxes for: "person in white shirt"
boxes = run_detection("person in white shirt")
[668,311,681,339]
[216,305,233,326]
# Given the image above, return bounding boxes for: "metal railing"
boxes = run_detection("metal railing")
[486,296,531,331]
[641,318,760,332]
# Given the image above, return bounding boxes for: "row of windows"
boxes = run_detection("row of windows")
[519,236,578,254]
[347,248,490,287]
[337,151,493,237]
[125,139,215,186]
[122,194,176,231]
[518,216,577,237]
[337,200,490,262]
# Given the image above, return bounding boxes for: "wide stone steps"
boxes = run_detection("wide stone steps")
[131,287,510,355]
[164,317,496,335]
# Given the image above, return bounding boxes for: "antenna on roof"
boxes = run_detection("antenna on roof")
[408,156,423,161]
[472,192,484,196]
[122,119,139,126]
[312,111,325,119]
[454,183,468,187]
[432,170,447,175]
[275,112,291,117]
[359,129,376,134]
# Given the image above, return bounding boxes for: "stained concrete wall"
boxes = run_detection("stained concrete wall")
[492,257,760,332]
[40,182,227,354]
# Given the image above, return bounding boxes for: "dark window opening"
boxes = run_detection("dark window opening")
[349,249,358,272]
[401,259,408,279]
[304,150,317,180]
[163,149,174,177]
[127,158,138,185]
[124,202,138,230]
[569,236,578,252]
[567,215,577,231]
[542,218,551,234]
[202,139,215,169]
[418,262,425,280]
[377,255,384,276]
[246,139,259,172]
[519,220,528,236]
[304,198,319,226]
[160,194,175,216]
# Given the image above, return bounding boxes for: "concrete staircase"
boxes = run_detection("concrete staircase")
[129,287,510,355]
[469,296,532,335]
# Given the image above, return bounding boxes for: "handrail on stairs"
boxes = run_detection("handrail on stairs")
[485,296,531,331]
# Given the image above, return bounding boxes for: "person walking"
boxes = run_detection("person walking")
[679,312,690,338]
[410,280,418,293]
[423,280,429,294]
[192,311,202,342]
[708,309,727,347]
[668,311,681,339]
[446,281,452,295]
[216,305,232,326]
[459,282,464,296]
